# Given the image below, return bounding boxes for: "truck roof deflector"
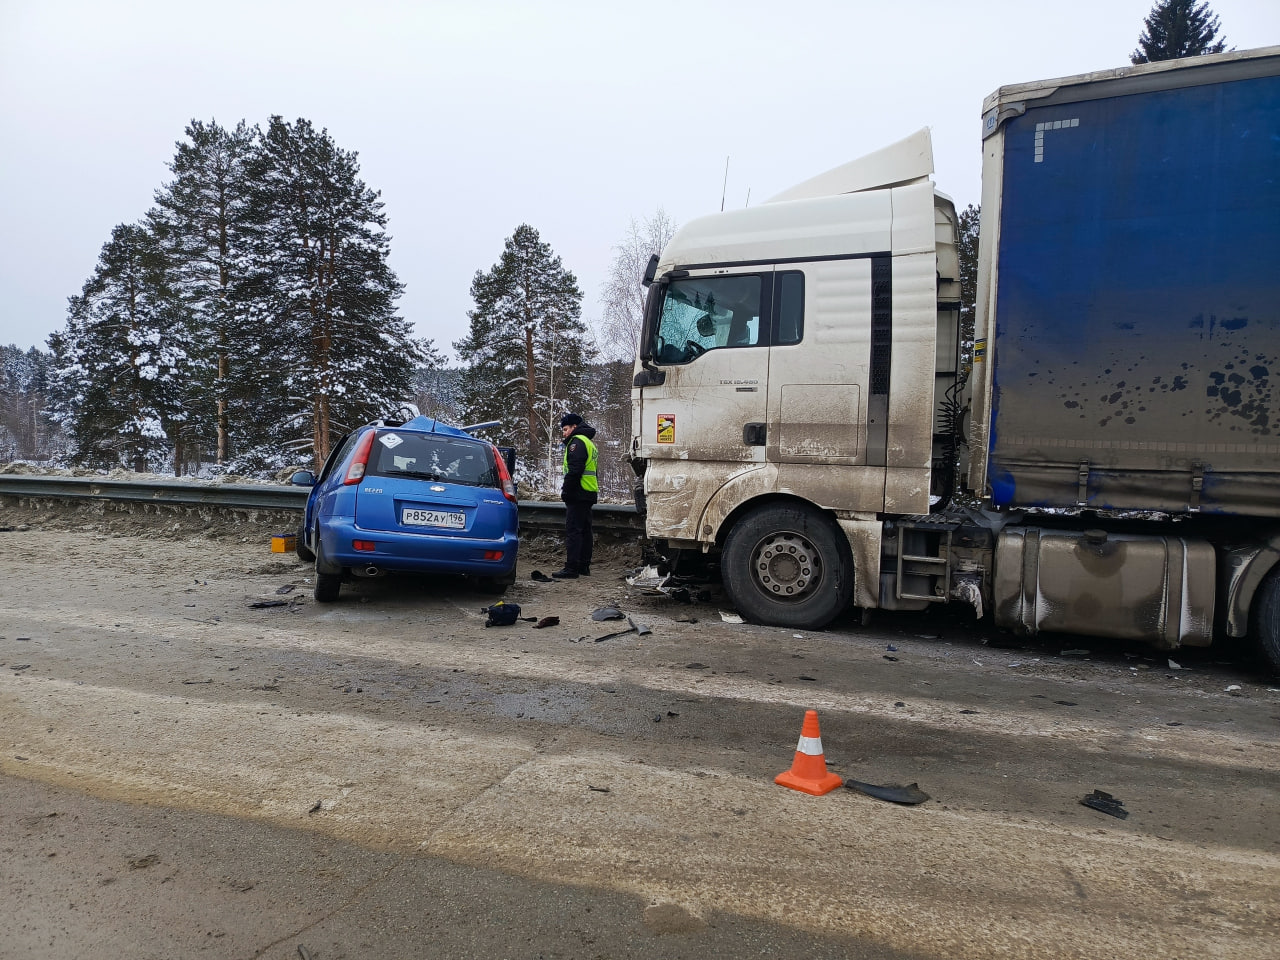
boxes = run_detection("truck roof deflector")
[766,128,935,204]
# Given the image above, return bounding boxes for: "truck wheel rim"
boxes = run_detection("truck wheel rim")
[751,532,820,600]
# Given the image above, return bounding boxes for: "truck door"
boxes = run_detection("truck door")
[637,271,772,463]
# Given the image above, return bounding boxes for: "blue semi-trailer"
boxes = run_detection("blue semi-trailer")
[629,47,1280,668]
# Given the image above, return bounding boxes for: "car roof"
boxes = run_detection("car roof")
[371,416,486,442]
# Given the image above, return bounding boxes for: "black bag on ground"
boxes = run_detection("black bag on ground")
[481,602,521,627]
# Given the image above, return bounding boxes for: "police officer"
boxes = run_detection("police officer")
[553,412,598,579]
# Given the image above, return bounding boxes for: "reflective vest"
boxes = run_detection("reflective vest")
[563,434,599,493]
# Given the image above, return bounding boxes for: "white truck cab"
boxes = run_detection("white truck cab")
[631,129,961,626]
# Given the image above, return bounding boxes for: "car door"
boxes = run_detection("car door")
[636,271,772,464]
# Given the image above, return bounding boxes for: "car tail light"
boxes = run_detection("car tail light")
[353,540,377,552]
[343,432,376,485]
[483,550,504,561]
[492,444,517,502]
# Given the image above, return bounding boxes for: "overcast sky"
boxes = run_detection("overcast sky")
[2,0,1276,359]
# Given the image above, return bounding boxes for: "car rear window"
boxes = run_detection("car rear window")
[367,432,497,487]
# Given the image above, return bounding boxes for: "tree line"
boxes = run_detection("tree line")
[3,115,664,497]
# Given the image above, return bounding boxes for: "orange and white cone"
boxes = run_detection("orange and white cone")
[775,709,843,796]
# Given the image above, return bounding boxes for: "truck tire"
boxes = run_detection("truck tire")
[721,503,853,629]
[1252,565,1280,673]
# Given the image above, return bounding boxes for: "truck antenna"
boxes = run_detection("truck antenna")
[721,156,729,212]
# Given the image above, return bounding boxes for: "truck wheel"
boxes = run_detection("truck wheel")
[1252,565,1280,673]
[721,503,853,629]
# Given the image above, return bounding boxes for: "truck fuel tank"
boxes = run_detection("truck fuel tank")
[993,527,1215,649]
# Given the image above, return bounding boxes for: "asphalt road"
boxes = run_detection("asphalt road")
[1,515,1278,959]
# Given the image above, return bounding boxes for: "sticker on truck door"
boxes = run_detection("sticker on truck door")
[657,414,676,444]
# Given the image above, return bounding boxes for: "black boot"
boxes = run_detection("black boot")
[551,567,579,579]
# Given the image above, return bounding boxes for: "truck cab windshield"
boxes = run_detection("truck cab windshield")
[652,275,762,364]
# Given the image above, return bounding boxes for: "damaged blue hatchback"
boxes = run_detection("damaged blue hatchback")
[291,412,519,602]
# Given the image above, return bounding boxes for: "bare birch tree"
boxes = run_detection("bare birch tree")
[596,209,677,363]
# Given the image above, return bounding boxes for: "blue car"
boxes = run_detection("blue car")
[291,412,519,602]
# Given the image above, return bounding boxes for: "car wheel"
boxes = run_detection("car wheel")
[313,528,341,603]
[721,502,853,629]
[295,524,315,563]
[1252,564,1280,673]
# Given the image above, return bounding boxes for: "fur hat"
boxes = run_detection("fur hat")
[559,412,583,428]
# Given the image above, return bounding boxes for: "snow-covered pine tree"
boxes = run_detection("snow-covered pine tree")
[149,119,258,467]
[48,224,194,472]
[0,345,59,461]
[455,224,591,489]
[241,117,423,470]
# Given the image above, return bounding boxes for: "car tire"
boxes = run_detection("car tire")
[313,528,341,603]
[721,502,853,629]
[295,525,316,563]
[1252,564,1280,673]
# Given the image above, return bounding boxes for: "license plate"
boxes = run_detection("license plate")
[401,508,466,529]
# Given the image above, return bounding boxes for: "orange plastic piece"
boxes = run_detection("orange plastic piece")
[775,709,843,796]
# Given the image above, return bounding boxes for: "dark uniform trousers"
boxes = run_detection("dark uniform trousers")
[564,500,593,573]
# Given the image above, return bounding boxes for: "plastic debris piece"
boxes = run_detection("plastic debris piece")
[533,616,559,629]
[628,617,652,636]
[719,611,744,624]
[1081,790,1129,819]
[625,564,667,588]
[844,779,930,805]
[592,626,635,642]
[1167,659,1183,670]
[592,607,625,621]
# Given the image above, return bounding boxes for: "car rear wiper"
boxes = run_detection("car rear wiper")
[397,470,446,481]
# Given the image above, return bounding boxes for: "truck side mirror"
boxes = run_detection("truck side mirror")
[641,253,659,288]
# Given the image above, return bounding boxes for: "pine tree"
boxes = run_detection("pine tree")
[149,119,258,467]
[455,224,592,487]
[48,224,193,472]
[241,117,423,470]
[1131,0,1227,64]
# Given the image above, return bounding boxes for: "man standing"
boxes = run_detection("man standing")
[553,412,598,579]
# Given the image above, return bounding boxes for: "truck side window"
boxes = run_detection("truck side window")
[653,275,764,364]
[774,271,804,345]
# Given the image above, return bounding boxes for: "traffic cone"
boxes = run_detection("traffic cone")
[775,709,843,796]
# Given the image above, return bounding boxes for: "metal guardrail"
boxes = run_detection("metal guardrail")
[0,474,643,534]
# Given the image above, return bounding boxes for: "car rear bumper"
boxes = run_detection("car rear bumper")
[317,517,519,577]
